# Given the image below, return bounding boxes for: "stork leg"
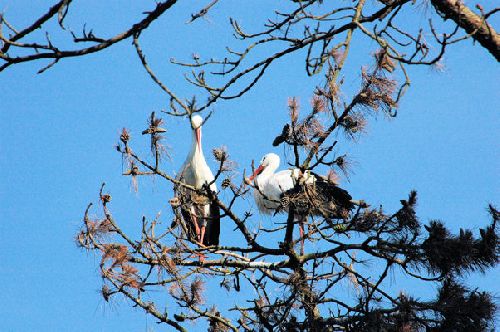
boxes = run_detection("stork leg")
[199,225,206,246]
[299,216,306,255]
[190,206,201,243]
[198,204,210,246]
[189,207,206,262]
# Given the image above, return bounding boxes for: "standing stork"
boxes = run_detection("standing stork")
[246,153,353,253]
[176,115,220,246]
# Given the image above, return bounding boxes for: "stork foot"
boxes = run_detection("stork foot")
[299,221,305,255]
[194,241,207,248]
[190,212,202,243]
[189,251,206,262]
[197,252,206,263]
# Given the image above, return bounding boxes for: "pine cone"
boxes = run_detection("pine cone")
[120,128,130,143]
[169,197,181,208]
[221,178,231,189]
[213,147,227,161]
[280,196,290,208]
[100,194,112,204]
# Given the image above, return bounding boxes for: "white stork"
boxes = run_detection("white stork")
[176,115,220,246]
[247,153,353,253]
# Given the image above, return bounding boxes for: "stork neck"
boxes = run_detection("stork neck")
[190,128,203,156]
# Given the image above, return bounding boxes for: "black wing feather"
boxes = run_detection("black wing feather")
[205,203,220,246]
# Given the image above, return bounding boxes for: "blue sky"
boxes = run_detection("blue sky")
[1,1,499,331]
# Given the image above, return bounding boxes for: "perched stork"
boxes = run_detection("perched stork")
[176,115,220,246]
[247,153,353,253]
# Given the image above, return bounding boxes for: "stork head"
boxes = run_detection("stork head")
[191,115,203,151]
[191,115,203,129]
[260,153,280,168]
[247,153,280,182]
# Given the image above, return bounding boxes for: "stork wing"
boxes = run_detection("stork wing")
[266,169,296,199]
[315,179,353,209]
[204,202,220,246]
[281,174,354,218]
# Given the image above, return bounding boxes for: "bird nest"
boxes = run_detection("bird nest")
[280,177,353,220]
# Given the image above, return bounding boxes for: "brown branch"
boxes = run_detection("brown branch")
[431,0,500,61]
[187,0,220,23]
[132,35,189,113]
[0,1,178,72]
[0,0,68,54]
[106,274,188,331]
[192,0,411,112]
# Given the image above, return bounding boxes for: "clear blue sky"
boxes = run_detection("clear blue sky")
[1,1,498,331]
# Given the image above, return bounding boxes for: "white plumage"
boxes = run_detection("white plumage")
[247,153,314,253]
[247,152,353,254]
[250,153,314,214]
[176,115,220,246]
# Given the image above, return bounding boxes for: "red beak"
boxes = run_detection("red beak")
[195,127,201,151]
[248,164,265,181]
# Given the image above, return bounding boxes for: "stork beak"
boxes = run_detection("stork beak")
[195,127,201,151]
[247,164,265,183]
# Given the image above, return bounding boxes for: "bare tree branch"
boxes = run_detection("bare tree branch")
[431,0,500,61]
